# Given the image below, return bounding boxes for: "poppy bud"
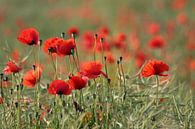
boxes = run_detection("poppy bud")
[3,76,8,81]
[107,78,111,84]
[15,102,18,108]
[61,32,65,39]
[10,88,13,95]
[71,33,76,39]
[32,65,36,71]
[95,33,98,39]
[100,38,104,43]
[17,85,20,91]
[104,56,107,61]
[0,73,3,79]
[120,56,123,62]
[39,40,42,46]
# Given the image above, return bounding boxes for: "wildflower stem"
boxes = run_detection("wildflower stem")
[117,60,122,90]
[79,90,82,107]
[73,36,80,69]
[0,74,4,98]
[156,75,159,106]
[50,55,57,79]
[35,41,41,127]
[16,85,21,129]
[93,79,97,123]
[72,54,79,72]
[93,34,98,61]
[120,57,126,100]
[104,57,108,77]
[69,56,74,73]
[56,56,58,77]
[100,38,104,65]
[0,74,7,127]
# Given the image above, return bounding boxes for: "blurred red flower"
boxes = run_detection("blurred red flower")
[141,60,169,77]
[129,32,140,51]
[135,51,147,68]
[113,33,127,49]
[10,49,20,62]
[0,97,3,104]
[99,26,110,36]
[189,60,195,70]
[147,22,160,35]
[106,52,115,64]
[68,75,88,90]
[149,36,165,49]
[3,61,22,75]
[172,0,188,10]
[177,12,188,25]
[94,34,110,52]
[68,27,79,37]
[17,28,39,45]
[187,43,195,50]
[80,61,107,79]
[23,65,43,88]
[166,20,176,39]
[48,80,72,95]
[81,31,95,52]
[57,39,76,56]
[43,37,61,55]
[43,37,76,56]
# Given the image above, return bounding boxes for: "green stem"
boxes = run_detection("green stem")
[73,38,80,69]
[16,85,21,129]
[156,75,159,107]
[93,79,97,123]
[93,34,97,61]
[72,54,79,72]
[120,60,126,100]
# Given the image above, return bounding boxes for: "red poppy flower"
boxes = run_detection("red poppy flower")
[147,22,160,35]
[17,28,39,45]
[129,32,140,51]
[80,61,107,79]
[68,27,79,37]
[106,52,115,64]
[3,61,22,75]
[187,43,195,50]
[23,65,43,88]
[57,39,76,56]
[81,31,95,51]
[141,60,169,77]
[0,97,3,104]
[43,37,62,55]
[149,36,165,49]
[189,60,195,70]
[96,40,111,52]
[113,33,127,49]
[91,33,110,52]
[177,12,188,25]
[99,26,110,36]
[68,75,88,90]
[135,51,147,68]
[166,20,176,39]
[10,49,20,62]
[48,80,72,95]
[172,0,187,10]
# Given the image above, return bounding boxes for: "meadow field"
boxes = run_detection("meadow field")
[0,0,195,128]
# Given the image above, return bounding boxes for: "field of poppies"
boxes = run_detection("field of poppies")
[0,0,195,129]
